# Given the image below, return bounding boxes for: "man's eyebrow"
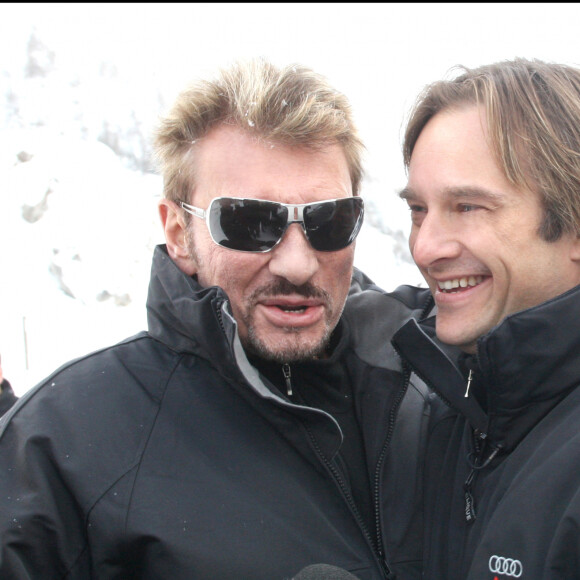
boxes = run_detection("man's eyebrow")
[398,185,505,205]
[398,187,417,201]
[446,186,505,205]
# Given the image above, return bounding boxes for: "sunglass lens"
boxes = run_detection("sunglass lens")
[209,199,288,252]
[304,198,363,251]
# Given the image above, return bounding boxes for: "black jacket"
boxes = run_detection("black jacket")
[393,283,580,580]
[0,245,432,580]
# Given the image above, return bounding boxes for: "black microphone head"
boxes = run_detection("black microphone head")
[291,563,360,579]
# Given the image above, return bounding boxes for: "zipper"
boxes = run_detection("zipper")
[298,369,408,578]
[392,338,502,529]
[464,369,473,398]
[463,429,484,523]
[463,427,502,524]
[419,293,436,320]
[462,365,484,524]
[222,295,394,575]
[370,367,411,577]
[215,300,227,334]
[282,363,293,396]
[304,424,392,578]
[219,301,377,565]
[285,361,392,575]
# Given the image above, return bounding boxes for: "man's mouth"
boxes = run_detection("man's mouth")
[437,275,485,293]
[256,297,325,330]
[276,305,308,313]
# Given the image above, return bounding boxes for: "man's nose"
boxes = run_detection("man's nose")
[410,213,462,268]
[268,224,319,285]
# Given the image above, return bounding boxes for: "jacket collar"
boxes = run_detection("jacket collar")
[145,245,347,457]
[393,284,580,451]
[146,244,236,365]
[145,245,434,459]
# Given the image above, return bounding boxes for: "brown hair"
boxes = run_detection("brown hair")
[154,58,364,203]
[403,58,580,241]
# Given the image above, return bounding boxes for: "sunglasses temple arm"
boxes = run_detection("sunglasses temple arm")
[180,202,206,220]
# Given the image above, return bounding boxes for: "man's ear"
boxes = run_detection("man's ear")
[572,233,580,262]
[158,199,197,276]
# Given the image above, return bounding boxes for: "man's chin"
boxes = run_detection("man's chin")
[436,323,479,353]
[243,328,330,363]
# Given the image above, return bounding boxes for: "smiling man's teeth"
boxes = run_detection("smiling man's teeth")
[438,276,483,292]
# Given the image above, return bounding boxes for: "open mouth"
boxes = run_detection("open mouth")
[437,275,485,293]
[276,305,308,313]
[259,298,324,329]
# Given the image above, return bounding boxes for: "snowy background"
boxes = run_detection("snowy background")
[1,3,579,394]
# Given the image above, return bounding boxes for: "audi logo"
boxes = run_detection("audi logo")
[488,555,523,577]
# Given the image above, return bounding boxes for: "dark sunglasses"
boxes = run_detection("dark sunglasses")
[179,196,364,253]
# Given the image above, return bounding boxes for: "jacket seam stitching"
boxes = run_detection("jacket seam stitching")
[62,353,183,577]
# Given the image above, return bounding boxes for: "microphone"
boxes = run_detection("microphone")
[292,563,360,579]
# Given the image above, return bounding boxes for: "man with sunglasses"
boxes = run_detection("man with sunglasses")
[0,59,431,579]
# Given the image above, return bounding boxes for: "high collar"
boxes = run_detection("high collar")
[145,244,347,457]
[393,284,580,451]
[146,244,236,367]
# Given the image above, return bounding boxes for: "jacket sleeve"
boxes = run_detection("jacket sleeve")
[0,393,91,578]
[0,337,166,579]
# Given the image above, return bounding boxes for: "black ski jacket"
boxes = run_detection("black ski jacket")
[392,283,580,580]
[0,245,432,580]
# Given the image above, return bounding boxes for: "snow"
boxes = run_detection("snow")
[0,130,163,394]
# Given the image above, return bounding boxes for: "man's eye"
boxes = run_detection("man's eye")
[459,204,479,212]
[407,204,426,225]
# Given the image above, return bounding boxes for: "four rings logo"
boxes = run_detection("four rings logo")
[489,555,523,577]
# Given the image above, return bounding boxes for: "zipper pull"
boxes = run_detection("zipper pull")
[282,363,292,396]
[464,369,473,398]
[464,467,477,523]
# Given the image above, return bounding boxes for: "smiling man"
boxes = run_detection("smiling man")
[0,59,432,579]
[393,59,580,579]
